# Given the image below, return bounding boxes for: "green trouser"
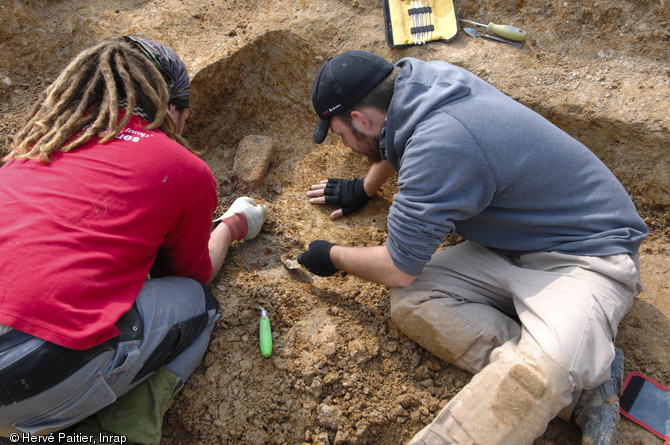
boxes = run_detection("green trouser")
[69,367,182,445]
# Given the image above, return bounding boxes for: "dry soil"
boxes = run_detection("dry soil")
[1,0,668,444]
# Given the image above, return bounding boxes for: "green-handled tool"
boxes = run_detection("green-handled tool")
[461,19,527,42]
[254,305,272,357]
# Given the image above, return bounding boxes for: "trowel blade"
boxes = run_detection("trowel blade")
[463,27,478,38]
[281,257,313,284]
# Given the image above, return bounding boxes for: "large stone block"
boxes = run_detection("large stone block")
[232,135,274,190]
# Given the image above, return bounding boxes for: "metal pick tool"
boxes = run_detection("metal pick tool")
[463,27,522,49]
[425,0,433,40]
[409,2,417,44]
[418,1,425,44]
[413,1,422,44]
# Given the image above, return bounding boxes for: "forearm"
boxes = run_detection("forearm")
[363,161,395,197]
[207,222,232,284]
[330,244,416,287]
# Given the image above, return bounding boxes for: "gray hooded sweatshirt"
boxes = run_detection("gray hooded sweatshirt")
[383,58,648,276]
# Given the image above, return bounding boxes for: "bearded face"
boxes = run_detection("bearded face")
[340,115,383,164]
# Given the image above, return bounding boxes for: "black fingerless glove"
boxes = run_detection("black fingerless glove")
[323,177,372,216]
[297,240,338,277]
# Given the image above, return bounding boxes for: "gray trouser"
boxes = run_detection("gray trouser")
[390,241,641,390]
[0,277,220,436]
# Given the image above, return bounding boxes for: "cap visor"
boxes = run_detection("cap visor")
[312,118,330,144]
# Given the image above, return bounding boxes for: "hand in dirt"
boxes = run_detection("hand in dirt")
[306,178,371,219]
[297,240,338,276]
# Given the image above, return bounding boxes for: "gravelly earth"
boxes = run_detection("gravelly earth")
[1,0,668,443]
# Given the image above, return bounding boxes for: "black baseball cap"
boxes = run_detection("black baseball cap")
[311,50,394,144]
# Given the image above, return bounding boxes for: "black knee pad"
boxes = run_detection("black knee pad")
[132,282,219,384]
[0,337,118,405]
[200,281,221,315]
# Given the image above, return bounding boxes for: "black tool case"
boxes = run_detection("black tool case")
[383,0,460,48]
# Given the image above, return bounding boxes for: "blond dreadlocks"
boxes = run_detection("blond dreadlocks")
[5,39,191,163]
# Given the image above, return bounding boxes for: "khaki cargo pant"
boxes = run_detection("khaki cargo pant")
[390,241,641,390]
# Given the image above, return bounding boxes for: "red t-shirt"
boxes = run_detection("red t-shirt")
[0,113,217,349]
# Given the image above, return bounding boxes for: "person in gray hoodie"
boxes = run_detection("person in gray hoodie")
[298,50,648,444]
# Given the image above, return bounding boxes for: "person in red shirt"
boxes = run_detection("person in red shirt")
[0,37,267,441]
